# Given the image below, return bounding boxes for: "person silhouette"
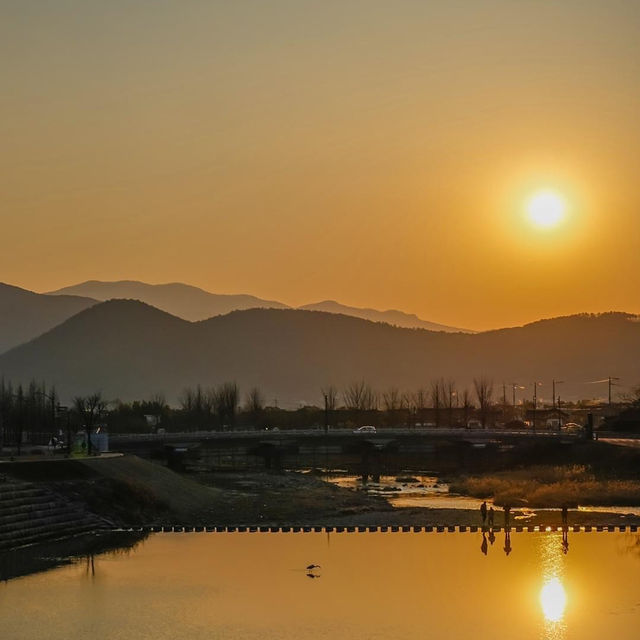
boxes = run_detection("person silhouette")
[480,501,487,524]
[488,507,494,528]
[504,531,512,556]
[481,532,488,556]
[561,505,568,527]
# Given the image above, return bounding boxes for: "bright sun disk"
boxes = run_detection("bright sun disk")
[526,190,567,229]
[540,577,567,622]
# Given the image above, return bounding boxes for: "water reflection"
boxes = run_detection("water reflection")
[539,533,568,640]
[504,530,512,556]
[0,531,148,583]
[3,532,640,640]
[477,527,572,560]
[478,527,512,556]
[540,577,567,622]
[474,526,572,636]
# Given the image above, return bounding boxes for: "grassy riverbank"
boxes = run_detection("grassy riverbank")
[5,455,640,529]
[448,465,640,508]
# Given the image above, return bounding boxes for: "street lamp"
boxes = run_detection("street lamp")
[532,382,543,430]
[552,380,564,411]
[55,405,71,455]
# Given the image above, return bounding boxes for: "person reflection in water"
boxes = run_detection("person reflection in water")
[561,504,569,554]
[488,528,496,546]
[503,531,512,556]
[562,529,569,554]
[488,507,494,528]
[481,532,488,556]
[504,505,511,529]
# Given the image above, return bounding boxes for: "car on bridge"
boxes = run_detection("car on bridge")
[353,425,376,434]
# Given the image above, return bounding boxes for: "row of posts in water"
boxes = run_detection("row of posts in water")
[117,524,636,533]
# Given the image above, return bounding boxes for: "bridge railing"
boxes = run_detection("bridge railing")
[110,427,582,443]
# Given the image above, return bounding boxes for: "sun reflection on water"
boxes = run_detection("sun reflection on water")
[538,534,568,639]
[540,577,567,622]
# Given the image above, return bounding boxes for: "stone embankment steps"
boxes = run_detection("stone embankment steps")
[0,479,105,550]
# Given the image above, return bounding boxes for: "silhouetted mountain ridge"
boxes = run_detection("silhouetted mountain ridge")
[46,280,289,322]
[0,282,97,354]
[46,279,470,332]
[298,299,471,332]
[0,301,638,404]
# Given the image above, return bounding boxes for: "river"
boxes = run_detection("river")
[2,530,640,639]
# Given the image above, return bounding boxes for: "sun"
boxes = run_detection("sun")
[526,190,567,229]
[540,577,567,622]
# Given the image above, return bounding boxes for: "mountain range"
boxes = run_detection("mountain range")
[46,280,289,323]
[298,300,468,332]
[0,298,637,405]
[48,280,469,332]
[0,279,470,354]
[0,283,96,354]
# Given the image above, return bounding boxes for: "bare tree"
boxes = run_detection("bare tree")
[443,379,456,427]
[430,379,443,427]
[382,387,401,427]
[321,385,339,411]
[413,387,427,427]
[73,392,107,455]
[473,376,494,429]
[245,386,264,429]
[461,388,474,427]
[245,387,264,413]
[343,381,377,426]
[321,385,339,432]
[343,381,377,411]
[400,391,413,426]
[213,382,239,430]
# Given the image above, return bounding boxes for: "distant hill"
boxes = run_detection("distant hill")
[0,283,97,354]
[46,280,289,322]
[299,300,471,333]
[0,301,638,405]
[47,279,470,331]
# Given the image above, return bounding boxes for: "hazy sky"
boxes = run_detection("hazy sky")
[2,1,639,330]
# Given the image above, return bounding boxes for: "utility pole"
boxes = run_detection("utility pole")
[323,393,329,435]
[586,377,620,407]
[532,382,542,430]
[502,383,507,422]
[552,380,564,410]
[511,383,525,417]
[608,377,620,406]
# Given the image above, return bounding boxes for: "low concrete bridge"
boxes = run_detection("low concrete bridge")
[111,427,580,446]
[111,428,583,475]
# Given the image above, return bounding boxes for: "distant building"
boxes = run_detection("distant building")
[524,408,568,429]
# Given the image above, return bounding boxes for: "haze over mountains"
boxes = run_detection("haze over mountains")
[48,280,470,332]
[47,280,288,322]
[0,299,637,405]
[299,300,469,333]
[0,283,96,353]
[0,280,466,355]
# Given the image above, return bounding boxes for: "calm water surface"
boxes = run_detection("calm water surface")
[2,532,640,639]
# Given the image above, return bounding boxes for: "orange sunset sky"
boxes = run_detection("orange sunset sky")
[2,1,639,330]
